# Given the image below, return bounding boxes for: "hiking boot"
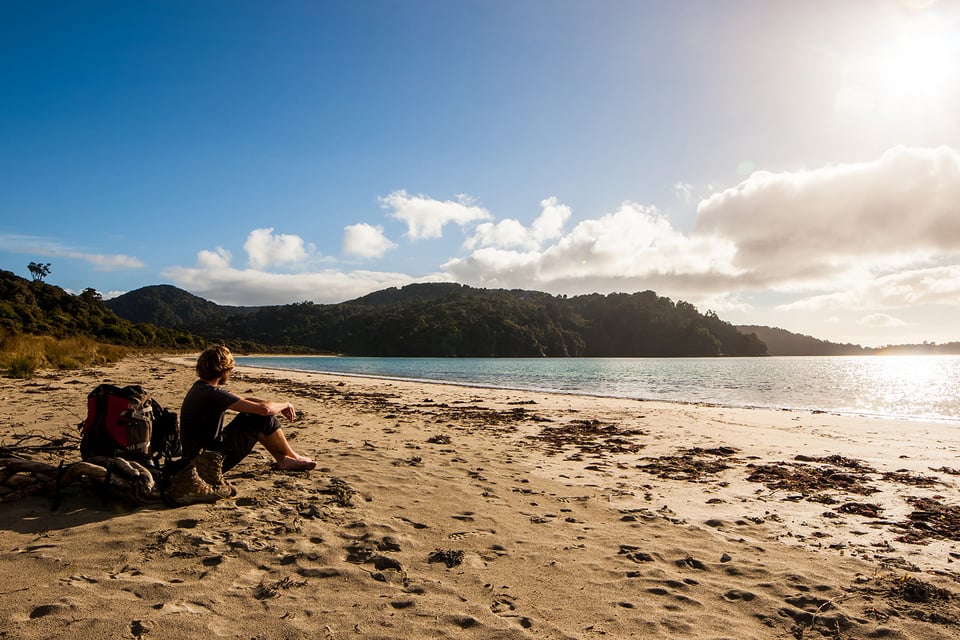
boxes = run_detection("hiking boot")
[192,451,236,498]
[167,465,219,506]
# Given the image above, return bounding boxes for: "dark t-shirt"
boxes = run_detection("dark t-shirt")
[180,380,241,457]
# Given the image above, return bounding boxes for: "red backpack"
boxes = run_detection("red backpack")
[79,384,181,464]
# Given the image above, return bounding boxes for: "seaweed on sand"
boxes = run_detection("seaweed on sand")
[794,454,876,472]
[320,477,357,507]
[427,548,464,568]
[636,447,741,482]
[746,462,879,497]
[854,573,957,626]
[528,419,647,458]
[836,502,883,518]
[895,496,960,544]
[880,471,943,487]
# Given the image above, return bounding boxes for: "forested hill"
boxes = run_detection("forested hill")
[107,283,767,357]
[0,270,203,348]
[735,325,870,356]
[737,324,960,356]
[104,284,255,328]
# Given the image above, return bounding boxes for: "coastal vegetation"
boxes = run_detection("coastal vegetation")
[9,264,956,379]
[0,333,128,378]
[0,269,203,348]
[738,324,960,356]
[107,282,768,357]
[0,269,205,377]
[736,325,871,356]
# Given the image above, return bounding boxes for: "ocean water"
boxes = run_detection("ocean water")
[235,355,960,424]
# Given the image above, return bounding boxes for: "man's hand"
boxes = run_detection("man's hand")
[230,398,298,421]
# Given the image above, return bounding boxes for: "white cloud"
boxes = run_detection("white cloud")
[0,233,145,271]
[694,146,960,289]
[163,247,445,305]
[159,146,960,335]
[464,197,572,251]
[80,253,143,269]
[197,247,232,269]
[243,228,313,269]
[530,197,572,244]
[444,147,960,321]
[673,181,694,203]
[446,201,739,301]
[466,219,532,251]
[380,190,492,240]
[342,223,397,259]
[777,265,960,312]
[60,251,143,270]
[858,313,911,328]
[693,292,754,314]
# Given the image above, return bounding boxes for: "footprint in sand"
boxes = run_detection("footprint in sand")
[29,602,77,619]
[447,528,495,540]
[395,515,429,529]
[61,574,99,587]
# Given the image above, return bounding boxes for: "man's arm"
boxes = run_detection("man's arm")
[229,398,296,421]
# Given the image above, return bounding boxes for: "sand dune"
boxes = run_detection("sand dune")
[1,354,958,639]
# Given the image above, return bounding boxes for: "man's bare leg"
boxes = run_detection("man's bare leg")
[258,429,316,470]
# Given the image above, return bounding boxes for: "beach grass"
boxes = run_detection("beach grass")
[0,332,129,378]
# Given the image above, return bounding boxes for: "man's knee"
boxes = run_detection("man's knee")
[230,412,280,436]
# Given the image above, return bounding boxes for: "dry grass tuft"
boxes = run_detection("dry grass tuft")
[0,332,129,378]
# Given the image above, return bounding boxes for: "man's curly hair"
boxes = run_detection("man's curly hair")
[196,345,235,381]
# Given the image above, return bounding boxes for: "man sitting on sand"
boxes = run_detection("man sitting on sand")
[180,345,316,472]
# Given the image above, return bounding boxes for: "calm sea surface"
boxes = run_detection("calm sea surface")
[236,355,960,424]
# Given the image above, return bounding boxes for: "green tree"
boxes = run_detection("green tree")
[28,262,51,282]
[80,287,103,302]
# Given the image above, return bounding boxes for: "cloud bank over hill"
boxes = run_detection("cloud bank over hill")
[159,146,960,343]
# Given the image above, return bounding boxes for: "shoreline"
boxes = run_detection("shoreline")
[1,354,958,638]
[230,359,960,565]
[235,357,960,427]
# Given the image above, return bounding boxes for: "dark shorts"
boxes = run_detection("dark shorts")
[209,413,281,472]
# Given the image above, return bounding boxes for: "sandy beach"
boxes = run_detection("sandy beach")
[2,354,959,639]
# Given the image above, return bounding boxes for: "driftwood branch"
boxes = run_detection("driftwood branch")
[0,432,80,457]
[0,456,160,505]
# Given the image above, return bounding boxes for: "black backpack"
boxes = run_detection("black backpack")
[79,384,182,466]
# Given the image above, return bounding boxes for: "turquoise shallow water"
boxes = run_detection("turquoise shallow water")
[236,355,960,424]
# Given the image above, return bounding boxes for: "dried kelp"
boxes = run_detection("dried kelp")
[427,548,464,568]
[746,462,879,497]
[794,454,875,471]
[636,447,740,482]
[895,496,960,544]
[853,573,957,627]
[836,502,883,518]
[881,471,943,487]
[528,419,647,457]
[319,477,357,508]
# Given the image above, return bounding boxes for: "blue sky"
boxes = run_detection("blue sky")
[2,0,959,347]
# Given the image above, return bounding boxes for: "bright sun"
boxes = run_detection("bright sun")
[841,12,958,117]
[875,22,955,102]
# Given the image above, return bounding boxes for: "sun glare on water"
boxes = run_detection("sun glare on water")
[858,355,957,419]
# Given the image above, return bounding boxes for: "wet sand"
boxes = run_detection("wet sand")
[1,354,959,639]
